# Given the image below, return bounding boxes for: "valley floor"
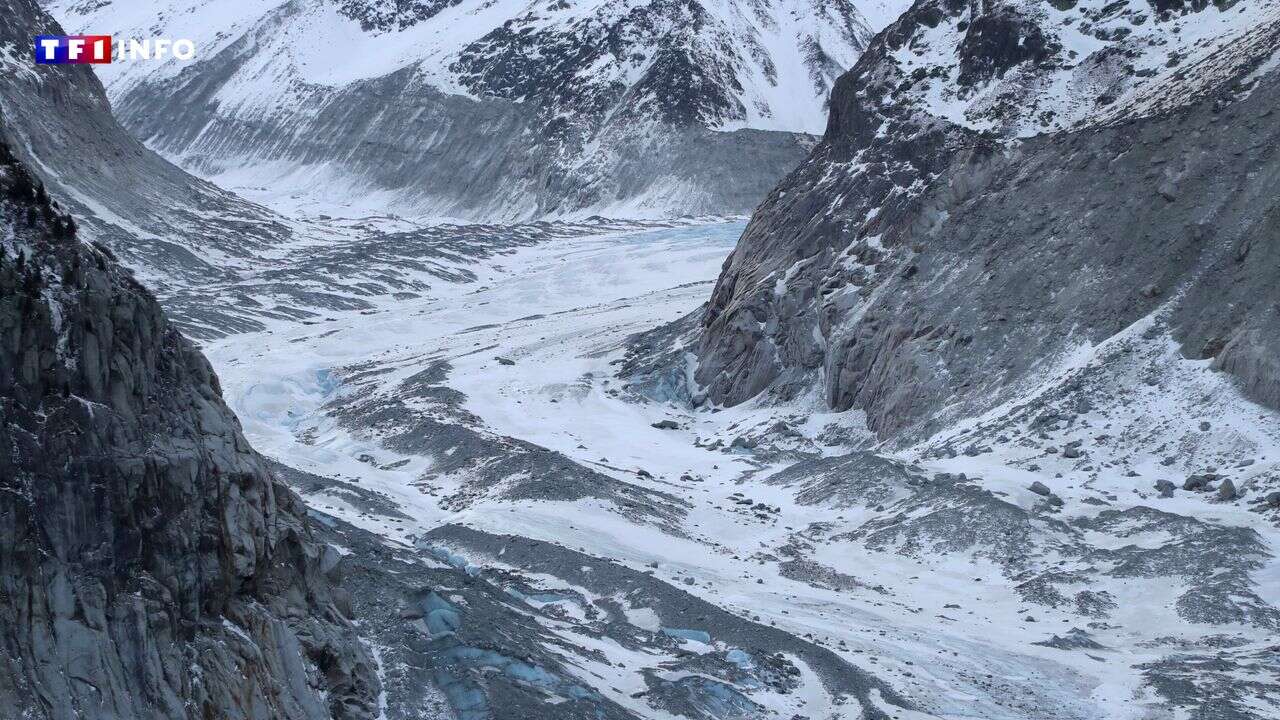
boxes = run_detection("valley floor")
[202,221,1280,720]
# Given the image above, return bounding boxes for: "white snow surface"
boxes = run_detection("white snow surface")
[47,0,901,135]
[198,220,1280,719]
[888,0,1280,137]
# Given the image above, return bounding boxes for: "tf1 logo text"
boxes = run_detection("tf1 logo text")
[34,35,196,65]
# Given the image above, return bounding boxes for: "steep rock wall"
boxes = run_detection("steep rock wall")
[0,136,379,719]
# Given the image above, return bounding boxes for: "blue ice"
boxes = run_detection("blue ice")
[422,592,462,637]
[662,627,712,644]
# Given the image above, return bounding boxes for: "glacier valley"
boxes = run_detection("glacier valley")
[202,218,1280,720]
[3,0,1279,717]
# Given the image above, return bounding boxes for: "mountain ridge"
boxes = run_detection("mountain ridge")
[47,0,911,219]
[677,0,1280,440]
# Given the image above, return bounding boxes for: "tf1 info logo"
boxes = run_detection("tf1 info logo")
[34,35,196,65]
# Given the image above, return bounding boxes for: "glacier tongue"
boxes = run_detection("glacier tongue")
[199,219,1280,720]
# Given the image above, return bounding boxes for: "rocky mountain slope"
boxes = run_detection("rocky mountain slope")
[0,0,294,292]
[682,0,1280,440]
[0,136,378,719]
[47,0,910,220]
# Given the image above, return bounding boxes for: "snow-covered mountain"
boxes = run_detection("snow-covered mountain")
[47,0,910,219]
[682,0,1280,437]
[875,0,1280,136]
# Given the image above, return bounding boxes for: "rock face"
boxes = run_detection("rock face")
[0,139,379,718]
[689,0,1280,440]
[0,0,291,290]
[47,0,908,220]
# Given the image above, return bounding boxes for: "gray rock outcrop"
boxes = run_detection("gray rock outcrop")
[685,0,1280,441]
[0,138,379,719]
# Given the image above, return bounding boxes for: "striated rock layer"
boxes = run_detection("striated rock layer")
[0,137,379,719]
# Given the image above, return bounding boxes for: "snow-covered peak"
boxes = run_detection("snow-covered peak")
[46,0,919,218]
[51,0,908,135]
[877,0,1280,137]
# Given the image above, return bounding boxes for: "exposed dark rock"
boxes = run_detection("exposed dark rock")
[766,452,917,507]
[1184,474,1215,492]
[956,7,1056,86]
[1076,507,1280,629]
[1033,628,1107,651]
[0,139,379,718]
[675,0,1280,443]
[337,0,463,31]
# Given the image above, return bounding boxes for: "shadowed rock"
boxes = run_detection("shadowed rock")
[0,138,379,719]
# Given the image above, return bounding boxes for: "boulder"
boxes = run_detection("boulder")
[1217,479,1238,501]
[1184,474,1214,491]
